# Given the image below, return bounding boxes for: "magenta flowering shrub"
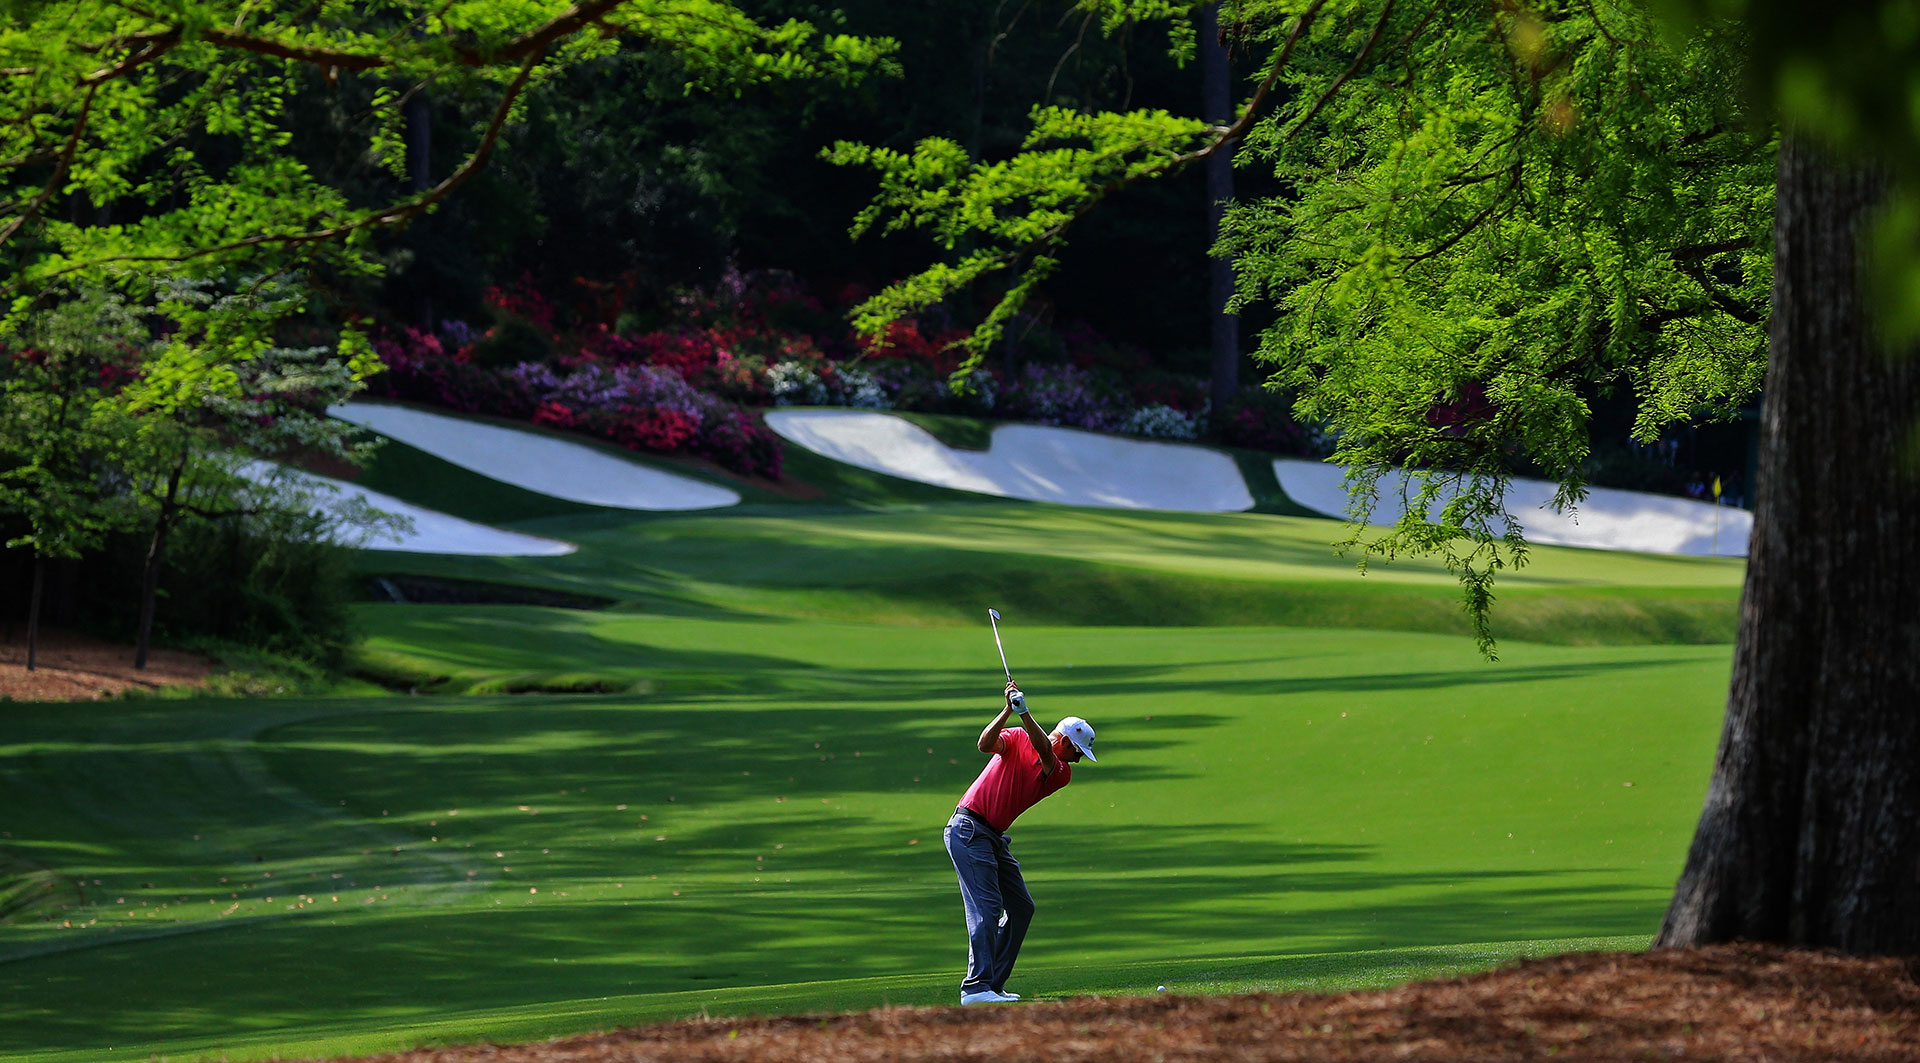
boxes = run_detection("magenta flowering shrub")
[1216,386,1316,456]
[366,328,539,419]
[698,406,784,481]
[1130,370,1208,415]
[359,271,1326,489]
[363,325,782,479]
[501,359,782,478]
[579,327,731,381]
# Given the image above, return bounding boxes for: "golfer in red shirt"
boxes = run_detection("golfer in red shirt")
[945,679,1097,1005]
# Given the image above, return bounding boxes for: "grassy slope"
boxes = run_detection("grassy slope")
[0,410,1745,1061]
[347,406,1741,652]
[355,504,1743,668]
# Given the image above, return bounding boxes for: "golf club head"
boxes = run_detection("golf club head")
[988,609,1012,681]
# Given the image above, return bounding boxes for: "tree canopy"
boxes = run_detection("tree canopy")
[0,1,893,310]
[1227,2,1772,652]
[835,0,1773,650]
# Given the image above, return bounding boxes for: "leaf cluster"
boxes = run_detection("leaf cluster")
[0,290,145,560]
[0,0,896,314]
[827,102,1211,361]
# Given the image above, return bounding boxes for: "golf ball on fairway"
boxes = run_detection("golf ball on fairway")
[1157,985,1167,992]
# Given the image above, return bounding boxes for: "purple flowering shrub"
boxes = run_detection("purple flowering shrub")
[506,362,706,420]
[995,363,1126,432]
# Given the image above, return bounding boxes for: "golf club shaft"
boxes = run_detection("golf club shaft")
[990,618,1012,682]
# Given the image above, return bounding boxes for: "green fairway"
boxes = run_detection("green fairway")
[2,617,1730,1062]
[1,414,1748,1061]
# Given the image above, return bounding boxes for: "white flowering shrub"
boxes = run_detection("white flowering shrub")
[1301,419,1340,457]
[1120,403,1202,440]
[954,366,996,413]
[834,366,893,408]
[767,360,829,405]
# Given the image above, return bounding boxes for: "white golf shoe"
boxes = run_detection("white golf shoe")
[960,990,1018,1005]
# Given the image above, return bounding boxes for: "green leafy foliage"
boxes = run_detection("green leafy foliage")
[0,1,894,312]
[80,505,364,666]
[1634,0,1920,344]
[1225,1,1772,652]
[0,292,145,564]
[0,280,394,664]
[828,105,1211,361]
[836,0,1772,654]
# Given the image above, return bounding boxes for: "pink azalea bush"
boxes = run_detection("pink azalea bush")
[361,270,1322,485]
[365,326,783,480]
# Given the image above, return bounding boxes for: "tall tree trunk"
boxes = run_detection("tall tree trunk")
[134,458,186,671]
[25,554,43,672]
[405,91,431,193]
[1201,2,1240,423]
[1655,135,1920,955]
[966,9,993,163]
[406,89,436,328]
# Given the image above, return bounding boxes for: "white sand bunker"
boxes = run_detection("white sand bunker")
[1273,458,1752,557]
[329,402,740,511]
[242,464,577,556]
[766,409,1254,512]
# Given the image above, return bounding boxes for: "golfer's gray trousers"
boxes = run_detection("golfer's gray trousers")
[945,808,1035,995]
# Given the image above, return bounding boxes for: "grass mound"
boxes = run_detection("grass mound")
[888,411,994,451]
[463,672,645,695]
[346,645,639,695]
[0,851,80,925]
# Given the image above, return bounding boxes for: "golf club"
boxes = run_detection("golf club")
[988,608,1024,713]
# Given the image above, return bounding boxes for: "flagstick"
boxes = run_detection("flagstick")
[1712,477,1722,555]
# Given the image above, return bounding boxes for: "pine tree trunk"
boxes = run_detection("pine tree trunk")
[406,90,435,328]
[405,91,432,193]
[134,458,186,671]
[25,555,43,672]
[1655,135,1920,955]
[1202,1,1240,421]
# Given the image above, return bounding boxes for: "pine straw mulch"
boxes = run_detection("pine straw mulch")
[330,944,1919,1063]
[0,627,209,701]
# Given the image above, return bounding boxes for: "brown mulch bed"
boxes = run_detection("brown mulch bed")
[0,627,210,701]
[334,945,1919,1063]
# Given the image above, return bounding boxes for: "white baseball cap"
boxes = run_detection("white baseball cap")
[1056,716,1097,762]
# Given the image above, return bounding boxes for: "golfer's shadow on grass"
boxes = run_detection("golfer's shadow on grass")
[1027,656,1684,701]
[1014,823,1663,959]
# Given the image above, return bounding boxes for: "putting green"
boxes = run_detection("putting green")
[1,616,1729,1062]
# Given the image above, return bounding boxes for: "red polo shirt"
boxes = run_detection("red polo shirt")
[958,728,1072,832]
